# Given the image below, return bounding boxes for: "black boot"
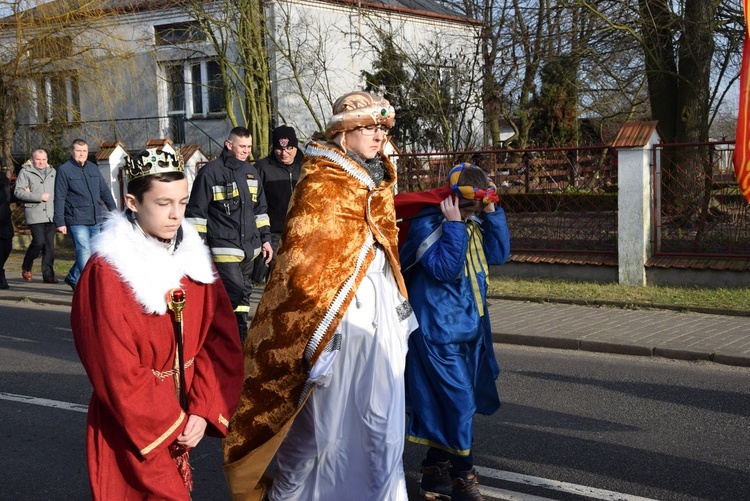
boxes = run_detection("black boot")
[450,469,483,501]
[0,270,8,289]
[419,460,452,500]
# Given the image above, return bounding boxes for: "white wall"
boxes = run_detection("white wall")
[7,0,482,156]
[267,0,483,142]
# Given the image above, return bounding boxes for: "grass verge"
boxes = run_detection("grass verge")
[5,248,75,278]
[489,277,750,314]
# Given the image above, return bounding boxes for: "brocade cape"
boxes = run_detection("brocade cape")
[223,141,407,497]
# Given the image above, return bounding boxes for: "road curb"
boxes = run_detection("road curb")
[489,294,750,318]
[0,294,72,307]
[492,331,750,368]
[578,339,654,357]
[492,332,579,350]
[653,346,714,362]
[711,352,750,368]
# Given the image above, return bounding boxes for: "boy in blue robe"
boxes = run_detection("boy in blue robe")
[399,163,511,500]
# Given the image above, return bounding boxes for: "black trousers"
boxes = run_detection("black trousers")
[22,222,56,278]
[0,234,11,271]
[251,233,281,284]
[424,446,473,474]
[215,257,254,341]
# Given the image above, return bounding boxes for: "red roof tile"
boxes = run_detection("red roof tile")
[612,121,660,148]
[179,144,206,160]
[95,140,126,160]
[508,251,618,267]
[145,138,174,149]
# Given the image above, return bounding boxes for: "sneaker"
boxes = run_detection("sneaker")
[420,460,452,500]
[22,270,32,281]
[450,469,483,501]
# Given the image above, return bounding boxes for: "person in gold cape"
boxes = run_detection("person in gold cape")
[223,91,418,500]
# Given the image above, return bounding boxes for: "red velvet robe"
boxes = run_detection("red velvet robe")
[72,213,244,500]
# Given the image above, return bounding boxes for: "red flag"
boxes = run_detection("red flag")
[734,0,750,203]
[394,185,452,249]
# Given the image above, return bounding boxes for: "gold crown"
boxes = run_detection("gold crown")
[124,148,184,181]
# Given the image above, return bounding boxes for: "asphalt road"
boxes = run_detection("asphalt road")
[1,300,748,500]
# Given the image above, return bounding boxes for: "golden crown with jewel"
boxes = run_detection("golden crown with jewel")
[124,148,184,181]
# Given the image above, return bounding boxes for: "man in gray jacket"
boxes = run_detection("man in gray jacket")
[54,139,117,290]
[15,149,58,283]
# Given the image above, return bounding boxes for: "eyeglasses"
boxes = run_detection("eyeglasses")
[274,146,296,153]
[358,125,390,136]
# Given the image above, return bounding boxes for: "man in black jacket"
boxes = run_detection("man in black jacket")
[186,126,273,339]
[251,125,303,284]
[54,139,117,290]
[0,166,13,289]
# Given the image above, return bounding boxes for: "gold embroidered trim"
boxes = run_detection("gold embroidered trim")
[140,411,186,456]
[218,413,229,428]
[406,434,471,456]
[151,358,195,380]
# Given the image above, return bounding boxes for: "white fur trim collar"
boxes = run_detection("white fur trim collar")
[92,211,217,314]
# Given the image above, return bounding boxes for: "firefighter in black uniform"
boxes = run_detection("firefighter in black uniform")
[186,126,272,340]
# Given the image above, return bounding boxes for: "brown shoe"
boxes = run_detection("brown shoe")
[43,276,59,284]
[420,461,452,500]
[451,469,483,501]
[22,270,32,281]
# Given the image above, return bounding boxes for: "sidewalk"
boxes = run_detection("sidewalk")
[2,275,749,368]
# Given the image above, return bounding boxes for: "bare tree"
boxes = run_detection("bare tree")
[264,0,343,135]
[179,0,273,159]
[0,0,140,168]
[264,3,485,150]
[571,0,743,143]
[363,29,484,152]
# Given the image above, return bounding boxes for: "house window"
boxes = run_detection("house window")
[166,64,186,113]
[164,60,225,119]
[191,60,224,115]
[155,22,206,45]
[28,35,79,124]
[34,73,81,123]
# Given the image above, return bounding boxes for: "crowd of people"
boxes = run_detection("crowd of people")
[1,90,511,501]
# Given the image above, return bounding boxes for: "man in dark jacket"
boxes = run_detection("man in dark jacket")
[0,165,13,289]
[186,126,273,339]
[54,139,117,290]
[251,125,303,284]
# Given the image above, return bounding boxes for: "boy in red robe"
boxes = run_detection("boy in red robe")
[72,148,244,499]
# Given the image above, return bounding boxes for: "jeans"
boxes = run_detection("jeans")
[22,222,57,278]
[67,224,101,285]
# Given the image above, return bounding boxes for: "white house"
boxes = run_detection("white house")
[5,0,482,160]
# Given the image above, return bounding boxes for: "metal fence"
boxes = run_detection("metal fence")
[11,138,747,260]
[392,146,619,254]
[654,141,750,256]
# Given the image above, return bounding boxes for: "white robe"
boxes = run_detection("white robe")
[269,247,418,500]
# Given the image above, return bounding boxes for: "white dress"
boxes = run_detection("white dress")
[269,247,418,500]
